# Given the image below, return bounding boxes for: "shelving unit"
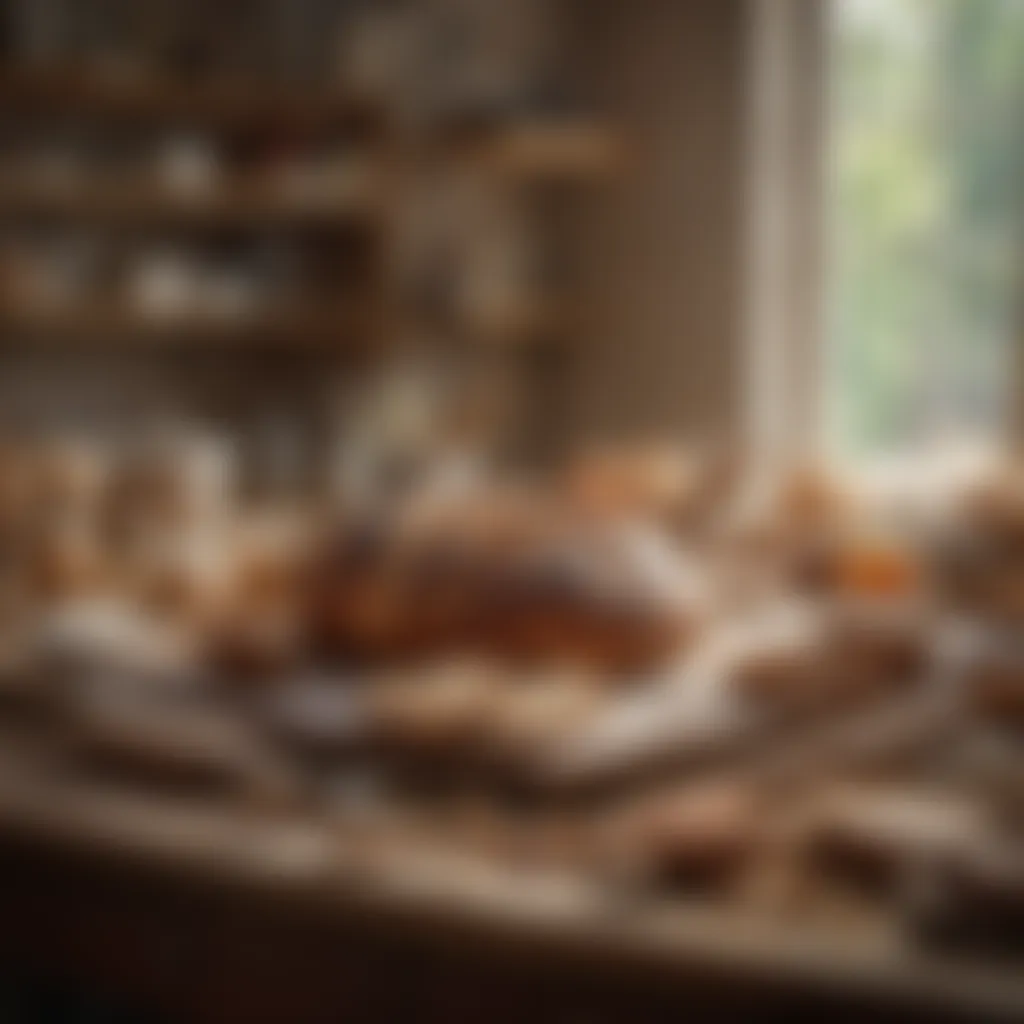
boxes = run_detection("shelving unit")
[0,0,616,462]
[0,64,391,372]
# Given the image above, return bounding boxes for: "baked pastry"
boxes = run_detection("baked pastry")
[962,638,1024,726]
[787,531,924,600]
[30,441,108,522]
[367,659,504,757]
[29,599,199,692]
[68,698,297,804]
[25,519,105,603]
[482,669,602,762]
[563,444,704,526]
[959,471,1024,552]
[489,520,704,673]
[608,780,766,892]
[206,603,306,685]
[731,602,927,715]
[309,487,703,673]
[934,470,1024,622]
[308,511,419,659]
[806,786,984,894]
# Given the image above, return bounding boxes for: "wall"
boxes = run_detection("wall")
[564,0,751,448]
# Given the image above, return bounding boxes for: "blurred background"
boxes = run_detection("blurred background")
[2,1,1024,1022]
[830,0,1024,455]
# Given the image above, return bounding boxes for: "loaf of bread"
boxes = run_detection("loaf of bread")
[309,486,704,674]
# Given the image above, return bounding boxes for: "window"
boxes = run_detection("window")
[828,0,1024,455]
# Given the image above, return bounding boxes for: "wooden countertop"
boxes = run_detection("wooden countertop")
[0,764,1021,1023]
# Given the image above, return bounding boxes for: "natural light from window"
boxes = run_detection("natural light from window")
[828,0,1024,456]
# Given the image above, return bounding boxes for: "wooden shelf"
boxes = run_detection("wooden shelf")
[0,301,378,348]
[0,67,611,365]
[0,301,575,351]
[0,179,382,231]
[0,69,616,183]
[0,67,382,132]
[458,301,579,343]
[455,123,621,181]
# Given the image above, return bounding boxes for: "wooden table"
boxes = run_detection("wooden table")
[0,770,1021,1023]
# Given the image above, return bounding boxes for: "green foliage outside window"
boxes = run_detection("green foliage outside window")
[830,0,1024,452]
